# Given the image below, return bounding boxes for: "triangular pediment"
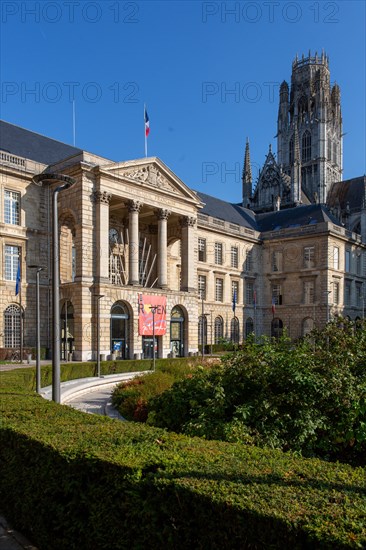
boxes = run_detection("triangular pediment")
[100,157,202,206]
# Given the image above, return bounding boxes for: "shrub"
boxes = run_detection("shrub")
[149,320,366,465]
[112,357,213,421]
[1,367,366,549]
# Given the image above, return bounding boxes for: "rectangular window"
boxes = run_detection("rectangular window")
[333,281,340,305]
[198,238,206,262]
[232,280,239,301]
[4,190,20,225]
[344,280,352,306]
[215,278,223,302]
[231,246,238,268]
[272,251,282,272]
[198,275,206,300]
[272,284,282,305]
[356,282,363,303]
[5,245,20,281]
[345,250,351,272]
[304,246,315,268]
[215,242,223,265]
[244,249,253,272]
[303,281,314,304]
[72,245,76,282]
[245,281,254,305]
[109,254,123,285]
[356,253,361,276]
[333,246,339,270]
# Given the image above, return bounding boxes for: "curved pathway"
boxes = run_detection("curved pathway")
[65,385,124,419]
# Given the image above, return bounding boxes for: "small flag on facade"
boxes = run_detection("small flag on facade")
[144,107,150,137]
[232,290,237,313]
[271,296,276,315]
[15,260,21,296]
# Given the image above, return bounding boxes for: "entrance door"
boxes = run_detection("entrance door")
[61,302,74,360]
[111,302,129,359]
[142,336,158,359]
[170,306,185,357]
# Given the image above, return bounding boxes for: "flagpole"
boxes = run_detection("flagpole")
[144,104,147,157]
[72,100,76,146]
[19,250,23,363]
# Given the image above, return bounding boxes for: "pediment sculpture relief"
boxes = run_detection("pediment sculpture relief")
[122,164,176,193]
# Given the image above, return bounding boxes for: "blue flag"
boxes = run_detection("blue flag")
[15,261,21,296]
[232,290,237,313]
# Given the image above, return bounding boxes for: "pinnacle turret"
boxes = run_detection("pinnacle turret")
[242,138,252,207]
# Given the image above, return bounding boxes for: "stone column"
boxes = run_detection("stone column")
[127,200,142,285]
[93,190,111,283]
[180,216,196,292]
[155,208,171,288]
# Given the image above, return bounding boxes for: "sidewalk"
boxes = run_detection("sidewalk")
[0,515,38,550]
[40,371,148,405]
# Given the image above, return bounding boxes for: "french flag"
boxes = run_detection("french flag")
[144,107,150,137]
[271,297,276,316]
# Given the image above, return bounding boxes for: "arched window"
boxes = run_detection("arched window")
[198,315,207,346]
[271,318,283,339]
[298,96,308,122]
[301,131,311,162]
[214,316,223,344]
[302,317,314,336]
[4,304,21,348]
[289,135,294,164]
[230,317,240,344]
[245,318,254,338]
[59,214,76,284]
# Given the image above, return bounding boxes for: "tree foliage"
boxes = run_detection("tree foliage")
[148,319,366,465]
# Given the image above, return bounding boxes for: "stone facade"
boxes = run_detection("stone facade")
[0,53,365,360]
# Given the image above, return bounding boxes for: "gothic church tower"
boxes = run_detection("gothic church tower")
[277,51,343,204]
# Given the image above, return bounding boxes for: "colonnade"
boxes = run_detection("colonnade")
[93,193,196,291]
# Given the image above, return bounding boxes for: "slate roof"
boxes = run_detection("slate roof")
[256,203,341,232]
[196,191,258,230]
[196,190,342,234]
[0,120,83,164]
[327,176,366,212]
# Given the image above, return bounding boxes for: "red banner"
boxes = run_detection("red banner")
[138,294,167,335]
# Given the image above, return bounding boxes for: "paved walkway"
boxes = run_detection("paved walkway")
[1,369,147,548]
[0,515,37,550]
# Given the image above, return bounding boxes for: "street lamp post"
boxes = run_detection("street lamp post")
[93,294,104,378]
[150,305,158,371]
[201,297,204,360]
[210,310,213,356]
[29,266,44,393]
[32,173,76,403]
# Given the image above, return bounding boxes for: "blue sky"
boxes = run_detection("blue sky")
[1,0,365,202]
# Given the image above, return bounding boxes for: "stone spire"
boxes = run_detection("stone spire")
[291,126,301,204]
[242,138,252,208]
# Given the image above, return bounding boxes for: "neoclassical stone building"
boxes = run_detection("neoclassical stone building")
[1,52,365,360]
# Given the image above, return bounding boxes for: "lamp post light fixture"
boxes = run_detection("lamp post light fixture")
[201,297,205,360]
[29,265,44,393]
[150,305,158,372]
[32,172,76,403]
[93,294,104,378]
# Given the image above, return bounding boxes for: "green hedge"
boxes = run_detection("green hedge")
[9,357,206,393]
[1,368,366,549]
